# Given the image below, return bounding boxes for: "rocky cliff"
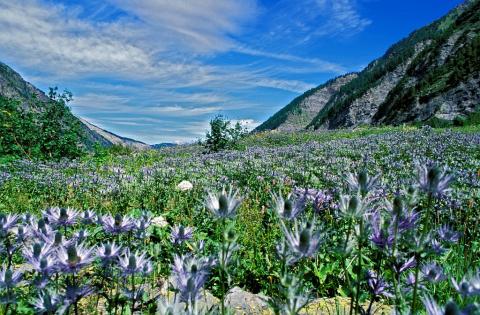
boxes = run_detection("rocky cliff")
[259,0,480,132]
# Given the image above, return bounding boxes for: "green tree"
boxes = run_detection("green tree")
[204,115,248,152]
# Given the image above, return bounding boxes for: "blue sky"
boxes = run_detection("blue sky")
[0,0,463,144]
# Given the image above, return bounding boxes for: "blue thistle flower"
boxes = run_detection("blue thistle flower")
[57,244,95,273]
[0,214,18,237]
[272,192,305,220]
[421,262,445,283]
[451,271,480,297]
[171,254,216,304]
[100,214,134,234]
[97,242,122,263]
[44,207,79,227]
[438,225,460,244]
[205,187,242,219]
[416,163,453,197]
[171,225,194,245]
[366,270,393,298]
[279,219,323,264]
[118,249,152,275]
[81,209,97,225]
[0,264,23,289]
[346,170,380,197]
[31,290,62,314]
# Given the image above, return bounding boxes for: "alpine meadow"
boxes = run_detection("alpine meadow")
[0,0,479,314]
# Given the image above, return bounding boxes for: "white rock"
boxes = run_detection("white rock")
[177,180,193,191]
[151,216,168,228]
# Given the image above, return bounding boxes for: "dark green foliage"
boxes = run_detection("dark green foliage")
[204,115,248,152]
[0,88,84,160]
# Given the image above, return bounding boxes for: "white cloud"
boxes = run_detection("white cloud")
[314,0,371,37]
[108,0,258,53]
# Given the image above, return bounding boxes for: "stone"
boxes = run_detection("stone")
[177,180,193,191]
[224,287,270,314]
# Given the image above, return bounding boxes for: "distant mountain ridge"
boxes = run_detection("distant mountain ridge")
[0,61,150,150]
[257,0,480,132]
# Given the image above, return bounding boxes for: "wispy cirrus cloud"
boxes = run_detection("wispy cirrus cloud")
[0,0,370,143]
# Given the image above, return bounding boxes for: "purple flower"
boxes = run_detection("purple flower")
[97,242,122,263]
[421,262,445,283]
[416,163,453,197]
[338,194,368,220]
[118,249,152,275]
[369,211,394,249]
[133,211,152,238]
[100,214,134,234]
[279,219,323,264]
[44,207,79,227]
[0,264,23,289]
[430,239,445,255]
[272,192,305,220]
[205,187,242,219]
[57,244,95,273]
[0,214,18,236]
[32,290,62,314]
[171,225,194,244]
[438,225,460,243]
[346,170,380,196]
[172,254,216,304]
[451,271,480,297]
[81,210,97,225]
[394,256,416,274]
[367,270,393,298]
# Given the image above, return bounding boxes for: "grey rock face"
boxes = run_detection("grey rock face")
[224,286,270,314]
[277,74,357,131]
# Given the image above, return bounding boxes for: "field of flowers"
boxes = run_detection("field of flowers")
[0,125,480,314]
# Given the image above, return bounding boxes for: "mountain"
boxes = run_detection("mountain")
[151,143,177,149]
[0,61,150,150]
[255,73,357,131]
[258,0,480,131]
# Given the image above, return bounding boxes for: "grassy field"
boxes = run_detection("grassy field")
[0,125,479,314]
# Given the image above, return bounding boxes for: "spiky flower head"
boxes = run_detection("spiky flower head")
[0,264,23,289]
[118,249,152,275]
[44,207,79,227]
[347,170,380,197]
[205,186,242,219]
[416,163,453,197]
[279,219,323,265]
[366,270,393,298]
[57,244,95,273]
[421,262,445,283]
[171,225,194,245]
[97,242,122,263]
[338,194,368,220]
[81,209,97,225]
[100,214,134,234]
[451,271,480,297]
[438,225,460,244]
[32,290,62,314]
[272,192,305,220]
[0,213,18,236]
[172,254,216,304]
[422,296,474,315]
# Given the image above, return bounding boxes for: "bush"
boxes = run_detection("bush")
[0,88,85,160]
[204,115,248,152]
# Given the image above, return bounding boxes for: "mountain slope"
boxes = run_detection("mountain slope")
[255,73,357,131]
[308,0,480,129]
[0,61,149,150]
[258,0,480,132]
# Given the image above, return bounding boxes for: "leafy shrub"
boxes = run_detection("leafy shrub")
[0,88,84,160]
[204,115,248,152]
